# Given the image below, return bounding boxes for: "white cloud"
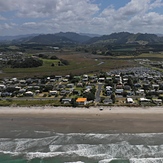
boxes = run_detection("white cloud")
[150,0,163,9]
[89,0,163,34]
[0,15,6,21]
[1,0,163,35]
[16,0,99,19]
[0,23,13,31]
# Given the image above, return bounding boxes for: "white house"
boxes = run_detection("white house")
[126,98,134,103]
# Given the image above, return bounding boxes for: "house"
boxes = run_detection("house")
[115,89,124,96]
[123,85,131,91]
[116,84,123,89]
[82,78,88,82]
[106,90,112,96]
[106,86,112,91]
[55,76,62,80]
[98,78,105,82]
[106,77,112,82]
[152,99,162,105]
[76,98,87,105]
[103,98,113,105]
[24,91,34,96]
[49,90,58,95]
[0,85,6,90]
[19,80,26,84]
[77,83,83,87]
[62,78,69,82]
[73,90,80,95]
[135,89,145,96]
[152,84,159,90]
[19,88,26,93]
[61,98,72,104]
[139,98,151,105]
[126,98,134,104]
[67,83,74,88]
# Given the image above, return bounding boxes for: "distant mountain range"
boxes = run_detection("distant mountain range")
[0,32,163,45]
[87,32,163,45]
[0,34,38,42]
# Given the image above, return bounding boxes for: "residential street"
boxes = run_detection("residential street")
[95,83,104,103]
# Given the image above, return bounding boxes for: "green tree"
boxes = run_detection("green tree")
[111,93,116,103]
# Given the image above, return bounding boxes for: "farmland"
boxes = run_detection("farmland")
[0,50,136,78]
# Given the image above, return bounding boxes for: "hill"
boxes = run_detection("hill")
[25,32,91,44]
[0,34,38,42]
[1,32,163,45]
[87,32,163,45]
[54,32,91,43]
[26,34,75,44]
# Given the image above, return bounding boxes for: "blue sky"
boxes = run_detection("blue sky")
[95,0,130,10]
[0,0,163,36]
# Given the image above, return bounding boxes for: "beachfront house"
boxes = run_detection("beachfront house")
[152,99,162,105]
[76,98,87,105]
[103,98,113,105]
[126,97,134,104]
[139,98,151,105]
[61,98,72,104]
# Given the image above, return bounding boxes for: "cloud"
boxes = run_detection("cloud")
[15,0,99,19]
[0,15,6,21]
[0,23,13,31]
[89,0,163,34]
[150,0,163,9]
[1,0,163,35]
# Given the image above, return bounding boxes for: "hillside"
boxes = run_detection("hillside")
[54,32,91,43]
[25,34,75,44]
[1,32,163,45]
[0,34,38,42]
[87,32,163,45]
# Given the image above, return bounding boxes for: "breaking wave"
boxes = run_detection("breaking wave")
[0,132,163,162]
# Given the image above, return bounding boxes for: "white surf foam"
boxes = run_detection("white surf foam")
[130,158,163,163]
[0,132,163,161]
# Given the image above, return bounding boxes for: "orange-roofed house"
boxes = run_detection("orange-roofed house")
[76,98,87,105]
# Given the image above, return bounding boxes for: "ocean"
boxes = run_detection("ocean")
[0,132,163,163]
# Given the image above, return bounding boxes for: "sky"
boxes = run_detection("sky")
[0,0,163,36]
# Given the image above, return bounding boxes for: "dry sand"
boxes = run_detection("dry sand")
[0,106,163,138]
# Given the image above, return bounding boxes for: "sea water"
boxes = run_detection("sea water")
[0,132,163,163]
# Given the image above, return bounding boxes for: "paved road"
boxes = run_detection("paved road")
[95,83,104,103]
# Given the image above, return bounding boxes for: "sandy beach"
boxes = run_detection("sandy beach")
[0,106,163,138]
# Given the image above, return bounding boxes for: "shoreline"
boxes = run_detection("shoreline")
[0,106,163,137]
[0,105,163,114]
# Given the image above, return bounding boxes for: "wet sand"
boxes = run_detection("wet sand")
[0,106,163,138]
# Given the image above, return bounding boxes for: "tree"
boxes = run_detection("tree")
[51,63,55,67]
[71,98,78,107]
[10,57,43,68]
[60,59,69,65]
[111,93,116,103]
[50,56,58,60]
[84,92,95,101]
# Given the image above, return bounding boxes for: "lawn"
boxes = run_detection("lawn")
[0,99,60,106]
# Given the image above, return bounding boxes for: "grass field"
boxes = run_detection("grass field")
[0,99,60,106]
[2,51,162,79]
[138,53,163,58]
[0,51,136,78]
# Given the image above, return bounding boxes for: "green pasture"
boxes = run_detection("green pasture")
[1,54,136,78]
